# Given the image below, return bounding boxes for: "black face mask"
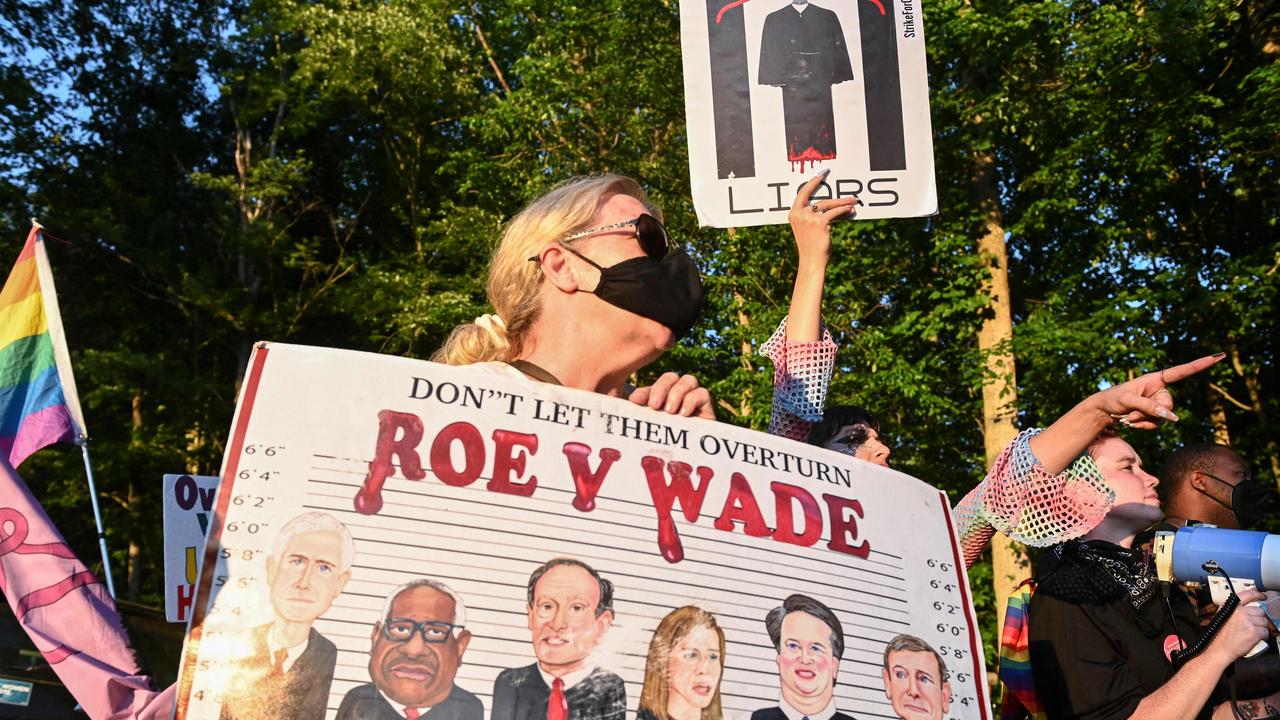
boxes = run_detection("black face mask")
[1228,480,1277,530]
[1202,472,1277,530]
[564,246,705,339]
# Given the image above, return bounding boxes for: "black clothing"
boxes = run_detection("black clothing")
[758,3,854,166]
[491,665,626,720]
[335,682,483,720]
[635,708,660,720]
[749,707,857,720]
[219,625,338,720]
[707,0,757,178]
[1029,540,1208,720]
[855,0,906,170]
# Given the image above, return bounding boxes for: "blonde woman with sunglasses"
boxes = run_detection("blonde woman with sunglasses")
[434,175,715,419]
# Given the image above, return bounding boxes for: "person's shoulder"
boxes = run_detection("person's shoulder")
[750,706,785,720]
[496,663,540,687]
[464,362,529,380]
[336,683,384,720]
[449,683,483,707]
[340,683,380,703]
[583,667,625,690]
[309,627,338,654]
[832,711,858,720]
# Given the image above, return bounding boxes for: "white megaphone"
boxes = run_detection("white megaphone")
[1154,525,1280,658]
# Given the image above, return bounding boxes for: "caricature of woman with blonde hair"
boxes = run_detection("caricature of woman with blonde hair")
[638,606,726,720]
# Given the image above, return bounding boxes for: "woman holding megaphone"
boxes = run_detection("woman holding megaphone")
[961,354,1275,720]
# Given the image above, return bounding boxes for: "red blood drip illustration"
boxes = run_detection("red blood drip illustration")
[789,145,837,173]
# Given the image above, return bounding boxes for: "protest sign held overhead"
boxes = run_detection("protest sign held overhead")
[682,0,936,226]
[176,344,989,720]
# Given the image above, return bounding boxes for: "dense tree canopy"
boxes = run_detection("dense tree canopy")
[1,0,1276,677]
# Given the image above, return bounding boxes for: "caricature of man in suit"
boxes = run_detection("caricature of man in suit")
[219,511,353,719]
[337,579,483,720]
[880,634,950,720]
[751,594,856,720]
[491,558,626,720]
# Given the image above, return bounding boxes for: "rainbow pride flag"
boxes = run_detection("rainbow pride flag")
[0,225,87,466]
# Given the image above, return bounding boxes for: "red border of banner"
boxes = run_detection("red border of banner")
[174,344,271,717]
[938,490,991,719]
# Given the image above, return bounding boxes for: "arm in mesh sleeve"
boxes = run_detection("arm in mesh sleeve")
[759,317,838,442]
[953,428,1114,568]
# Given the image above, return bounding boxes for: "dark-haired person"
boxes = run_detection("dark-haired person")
[804,405,890,466]
[963,353,1273,719]
[492,558,625,720]
[1140,444,1280,716]
[752,594,854,720]
[1158,443,1275,532]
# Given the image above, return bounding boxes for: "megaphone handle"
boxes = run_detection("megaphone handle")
[1245,602,1270,658]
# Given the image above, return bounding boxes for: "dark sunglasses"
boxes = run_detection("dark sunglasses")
[560,213,670,260]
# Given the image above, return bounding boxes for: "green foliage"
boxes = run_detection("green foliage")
[0,0,1276,684]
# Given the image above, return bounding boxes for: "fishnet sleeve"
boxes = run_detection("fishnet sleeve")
[759,317,838,442]
[953,428,1114,568]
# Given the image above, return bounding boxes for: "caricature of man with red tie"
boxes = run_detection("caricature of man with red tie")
[491,559,626,720]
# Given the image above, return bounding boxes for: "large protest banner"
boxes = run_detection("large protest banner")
[681,0,935,226]
[175,343,988,720]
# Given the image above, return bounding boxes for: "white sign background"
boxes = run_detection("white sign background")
[682,0,936,226]
[175,344,988,720]
[162,473,220,623]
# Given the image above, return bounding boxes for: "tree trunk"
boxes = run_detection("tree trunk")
[1229,341,1280,487]
[736,291,754,419]
[971,148,1029,631]
[127,390,143,602]
[1207,384,1231,446]
[720,228,753,421]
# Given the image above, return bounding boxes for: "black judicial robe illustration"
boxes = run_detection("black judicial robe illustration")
[758,2,854,168]
[857,0,907,170]
[708,0,756,178]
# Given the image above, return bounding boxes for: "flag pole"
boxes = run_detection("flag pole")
[79,440,116,598]
[30,219,116,598]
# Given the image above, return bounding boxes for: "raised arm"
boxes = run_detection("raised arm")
[762,171,856,440]
[953,354,1225,566]
[785,170,853,342]
[1028,354,1224,472]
